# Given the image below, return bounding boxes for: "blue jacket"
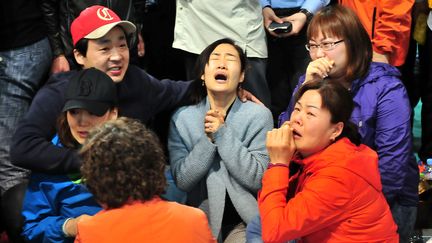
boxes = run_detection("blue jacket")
[21,136,101,243]
[22,173,101,243]
[279,62,419,206]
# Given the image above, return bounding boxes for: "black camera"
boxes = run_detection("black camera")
[268,21,292,34]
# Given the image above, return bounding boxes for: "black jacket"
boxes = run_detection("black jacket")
[0,0,47,50]
[40,0,146,57]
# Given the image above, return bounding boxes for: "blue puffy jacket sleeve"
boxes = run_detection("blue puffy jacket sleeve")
[21,172,101,242]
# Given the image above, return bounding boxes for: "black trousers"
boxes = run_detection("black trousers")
[266,8,311,125]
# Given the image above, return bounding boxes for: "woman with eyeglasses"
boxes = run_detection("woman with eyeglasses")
[278,5,418,242]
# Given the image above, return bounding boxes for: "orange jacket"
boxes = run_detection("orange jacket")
[258,138,398,243]
[75,197,216,243]
[340,0,414,66]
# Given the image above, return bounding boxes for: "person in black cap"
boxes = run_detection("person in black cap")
[20,68,118,242]
[58,68,119,146]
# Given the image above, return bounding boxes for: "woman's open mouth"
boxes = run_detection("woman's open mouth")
[292,129,301,139]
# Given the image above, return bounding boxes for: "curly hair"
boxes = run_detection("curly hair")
[79,117,167,209]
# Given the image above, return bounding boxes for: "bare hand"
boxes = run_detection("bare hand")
[237,88,264,105]
[64,214,92,237]
[372,51,389,64]
[262,7,284,37]
[266,122,296,165]
[305,57,335,83]
[204,109,225,141]
[50,55,70,74]
[277,12,307,38]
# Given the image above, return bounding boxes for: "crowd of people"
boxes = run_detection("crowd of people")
[0,0,430,243]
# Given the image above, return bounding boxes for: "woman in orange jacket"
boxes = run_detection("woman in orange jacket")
[258,80,398,243]
[75,118,215,243]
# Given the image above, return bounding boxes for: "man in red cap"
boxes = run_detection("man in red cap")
[40,1,146,75]
[11,5,193,171]
[70,5,137,83]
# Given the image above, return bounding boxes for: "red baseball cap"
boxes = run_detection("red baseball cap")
[71,5,136,46]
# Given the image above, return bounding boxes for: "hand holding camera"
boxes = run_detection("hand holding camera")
[268,21,293,34]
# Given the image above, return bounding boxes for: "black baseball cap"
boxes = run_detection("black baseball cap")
[62,68,118,116]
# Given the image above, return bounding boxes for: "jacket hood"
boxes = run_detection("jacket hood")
[352,62,401,91]
[301,138,383,192]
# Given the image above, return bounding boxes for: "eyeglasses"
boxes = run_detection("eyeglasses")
[305,40,344,52]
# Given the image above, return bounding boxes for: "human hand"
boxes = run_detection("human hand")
[372,51,389,64]
[50,55,70,74]
[237,88,264,105]
[277,12,307,38]
[305,57,334,83]
[137,33,145,57]
[262,7,284,37]
[64,214,92,237]
[266,122,296,165]
[204,109,225,141]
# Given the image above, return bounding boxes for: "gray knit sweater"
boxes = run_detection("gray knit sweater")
[168,97,273,239]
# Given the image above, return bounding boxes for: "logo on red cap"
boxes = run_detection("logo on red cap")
[96,7,114,21]
[71,5,136,46]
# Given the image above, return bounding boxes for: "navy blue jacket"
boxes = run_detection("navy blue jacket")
[11,65,191,173]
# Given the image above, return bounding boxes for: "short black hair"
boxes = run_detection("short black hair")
[72,26,133,68]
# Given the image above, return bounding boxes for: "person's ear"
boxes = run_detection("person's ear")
[73,49,85,66]
[239,71,245,83]
[330,122,344,141]
[109,108,119,120]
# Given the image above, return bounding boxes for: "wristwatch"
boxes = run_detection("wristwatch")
[299,8,313,22]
